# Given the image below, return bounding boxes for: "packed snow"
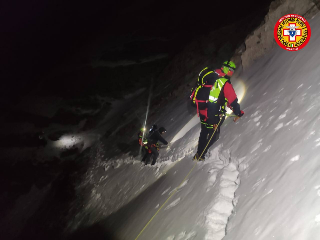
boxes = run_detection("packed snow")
[67,12,320,240]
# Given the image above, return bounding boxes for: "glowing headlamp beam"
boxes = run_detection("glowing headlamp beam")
[139,79,153,155]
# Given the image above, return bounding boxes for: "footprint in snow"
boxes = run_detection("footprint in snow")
[99,175,108,182]
[206,170,218,192]
[176,231,197,240]
[274,123,283,131]
[220,184,238,199]
[162,187,171,195]
[252,177,266,191]
[208,168,218,174]
[220,168,238,182]
[233,195,239,207]
[306,106,314,112]
[134,184,145,195]
[179,179,189,188]
[290,155,300,162]
[278,111,287,119]
[270,107,277,113]
[261,189,273,198]
[254,226,262,236]
[164,198,181,210]
[285,120,293,126]
[251,111,261,117]
[266,116,275,127]
[205,163,239,240]
[263,145,271,152]
[168,180,189,195]
[293,120,302,126]
[254,115,261,122]
[167,231,196,240]
[250,139,263,153]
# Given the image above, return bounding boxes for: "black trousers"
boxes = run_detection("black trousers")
[197,122,220,158]
[141,148,149,162]
[145,146,159,165]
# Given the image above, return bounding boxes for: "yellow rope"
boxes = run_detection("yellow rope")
[134,161,198,240]
[135,116,223,240]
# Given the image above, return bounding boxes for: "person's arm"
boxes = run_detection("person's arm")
[156,133,168,145]
[223,82,244,118]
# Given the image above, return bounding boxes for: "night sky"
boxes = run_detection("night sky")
[1,0,273,105]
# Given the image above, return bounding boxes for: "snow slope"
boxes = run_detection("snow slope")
[67,12,320,240]
[224,13,320,240]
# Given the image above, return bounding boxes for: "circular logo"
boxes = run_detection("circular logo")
[274,14,311,51]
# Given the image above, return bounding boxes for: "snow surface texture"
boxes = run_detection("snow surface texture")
[223,13,320,240]
[68,12,320,240]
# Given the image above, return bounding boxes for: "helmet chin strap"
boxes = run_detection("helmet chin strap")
[221,66,229,75]
[227,71,234,77]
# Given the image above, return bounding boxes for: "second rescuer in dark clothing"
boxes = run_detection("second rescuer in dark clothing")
[145,127,168,165]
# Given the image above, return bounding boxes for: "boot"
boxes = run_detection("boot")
[193,153,205,161]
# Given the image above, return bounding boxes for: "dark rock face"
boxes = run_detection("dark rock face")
[51,108,89,126]
[241,0,319,70]
[2,132,47,148]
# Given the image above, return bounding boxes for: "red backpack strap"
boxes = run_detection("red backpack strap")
[215,69,226,77]
[190,89,195,100]
[195,99,200,117]
[195,99,207,117]
[199,109,208,121]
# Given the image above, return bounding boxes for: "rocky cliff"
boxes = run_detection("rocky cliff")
[240,0,319,70]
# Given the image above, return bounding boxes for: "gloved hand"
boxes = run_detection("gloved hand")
[165,143,171,151]
[233,110,244,122]
[157,143,169,149]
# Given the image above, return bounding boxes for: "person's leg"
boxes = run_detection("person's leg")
[141,147,147,162]
[142,151,148,163]
[202,126,220,156]
[150,147,159,165]
[197,123,209,156]
[145,150,152,165]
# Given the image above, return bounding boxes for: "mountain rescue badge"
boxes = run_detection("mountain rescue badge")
[274,14,311,51]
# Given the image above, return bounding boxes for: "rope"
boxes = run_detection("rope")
[225,113,237,117]
[134,162,198,240]
[135,115,224,240]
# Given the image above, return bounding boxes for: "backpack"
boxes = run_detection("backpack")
[189,67,221,117]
